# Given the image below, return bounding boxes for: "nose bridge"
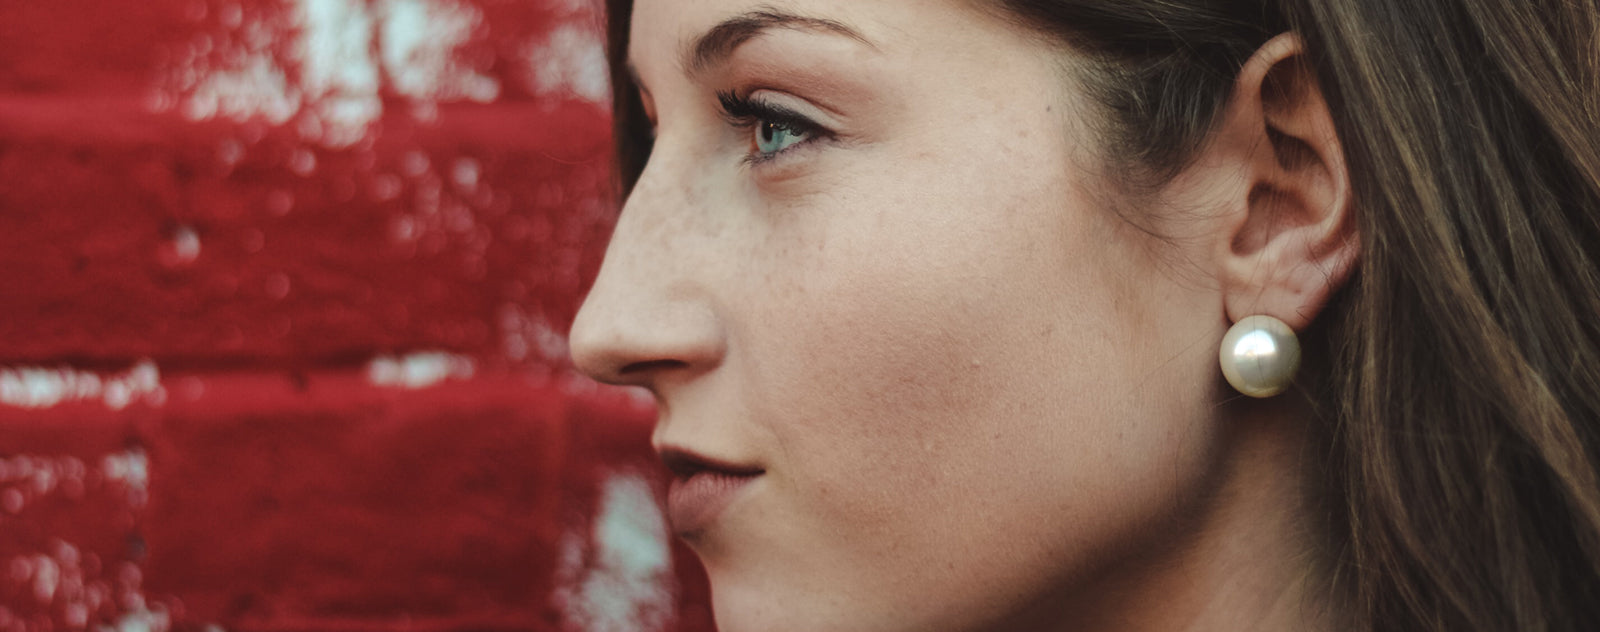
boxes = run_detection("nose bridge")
[608,143,703,275]
[569,142,726,386]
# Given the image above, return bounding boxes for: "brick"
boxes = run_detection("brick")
[0,103,616,369]
[134,373,713,631]
[0,0,723,629]
[0,407,159,632]
[0,0,618,368]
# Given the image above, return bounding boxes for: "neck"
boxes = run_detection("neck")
[1022,396,1336,632]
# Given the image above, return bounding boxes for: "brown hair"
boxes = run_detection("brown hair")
[603,0,1600,630]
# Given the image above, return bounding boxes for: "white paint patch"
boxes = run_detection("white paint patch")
[3,540,169,632]
[0,360,163,410]
[102,606,171,632]
[451,157,482,191]
[366,351,476,389]
[524,23,609,105]
[555,473,674,632]
[164,225,202,265]
[102,449,151,508]
[295,0,379,96]
[498,304,569,364]
[31,554,60,602]
[291,0,382,145]
[377,0,500,105]
[163,0,510,146]
[182,47,301,125]
[552,374,656,415]
[0,454,96,514]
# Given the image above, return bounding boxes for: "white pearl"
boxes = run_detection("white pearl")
[1219,315,1301,398]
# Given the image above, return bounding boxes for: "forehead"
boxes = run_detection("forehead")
[627,0,980,70]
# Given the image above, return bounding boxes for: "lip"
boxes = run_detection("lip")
[660,447,763,538]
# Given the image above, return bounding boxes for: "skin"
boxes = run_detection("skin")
[570,1,1358,630]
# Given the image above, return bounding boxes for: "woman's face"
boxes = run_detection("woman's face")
[572,1,1231,630]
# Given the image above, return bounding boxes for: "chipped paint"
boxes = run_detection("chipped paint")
[163,0,512,145]
[555,473,674,632]
[102,450,151,508]
[2,540,169,632]
[376,0,499,105]
[0,361,164,410]
[366,352,476,389]
[524,23,609,105]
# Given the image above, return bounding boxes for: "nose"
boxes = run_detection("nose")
[569,160,726,388]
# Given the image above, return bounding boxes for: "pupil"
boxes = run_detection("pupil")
[762,123,778,144]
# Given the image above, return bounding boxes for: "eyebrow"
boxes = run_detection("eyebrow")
[681,9,875,75]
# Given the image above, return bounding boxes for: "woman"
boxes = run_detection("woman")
[569,0,1600,630]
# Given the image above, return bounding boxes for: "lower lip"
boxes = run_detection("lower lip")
[667,471,760,537]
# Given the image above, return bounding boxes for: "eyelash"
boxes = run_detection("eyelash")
[716,90,829,166]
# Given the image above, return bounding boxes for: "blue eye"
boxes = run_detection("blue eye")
[718,90,827,164]
[755,120,810,156]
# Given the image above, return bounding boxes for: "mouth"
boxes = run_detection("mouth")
[660,447,765,480]
[659,447,764,538]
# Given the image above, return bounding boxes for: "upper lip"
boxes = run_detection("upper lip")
[658,446,765,480]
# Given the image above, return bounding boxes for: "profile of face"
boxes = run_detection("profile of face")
[571,0,1356,630]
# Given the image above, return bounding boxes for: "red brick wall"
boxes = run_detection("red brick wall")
[0,1,713,630]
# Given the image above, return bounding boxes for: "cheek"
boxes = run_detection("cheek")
[728,131,1222,623]
[750,113,1134,479]
[755,204,1161,507]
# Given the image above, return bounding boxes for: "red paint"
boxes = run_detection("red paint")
[0,0,714,630]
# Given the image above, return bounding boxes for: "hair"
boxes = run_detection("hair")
[602,1,1600,630]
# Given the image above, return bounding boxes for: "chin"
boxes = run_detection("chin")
[707,581,788,632]
[706,571,844,632]
[704,569,943,632]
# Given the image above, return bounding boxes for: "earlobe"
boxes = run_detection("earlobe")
[1211,33,1359,331]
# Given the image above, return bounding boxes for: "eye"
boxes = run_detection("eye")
[755,120,810,156]
[718,90,829,165]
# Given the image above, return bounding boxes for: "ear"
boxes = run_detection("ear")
[1206,33,1358,331]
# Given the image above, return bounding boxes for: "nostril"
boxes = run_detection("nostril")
[619,359,690,376]
[568,282,726,386]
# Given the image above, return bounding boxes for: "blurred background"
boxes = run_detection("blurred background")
[0,0,715,630]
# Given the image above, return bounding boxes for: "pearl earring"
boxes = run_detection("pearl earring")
[1219,315,1301,398]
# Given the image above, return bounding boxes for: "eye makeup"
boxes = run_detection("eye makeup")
[716,90,834,166]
